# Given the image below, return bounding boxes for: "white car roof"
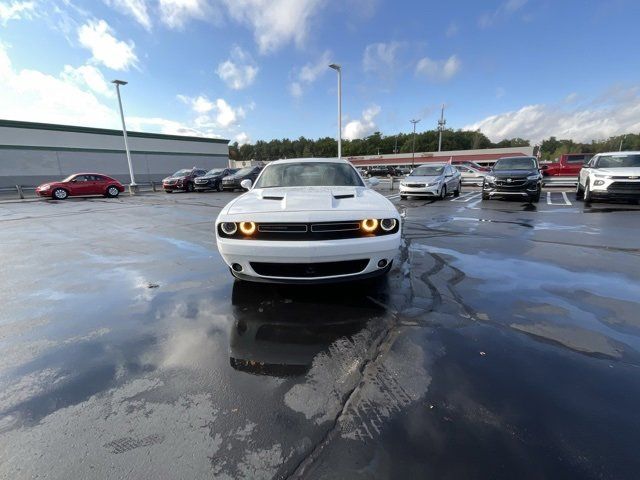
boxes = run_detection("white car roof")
[267,157,348,165]
[415,163,449,167]
[596,151,640,156]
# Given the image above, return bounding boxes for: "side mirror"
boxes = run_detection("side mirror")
[368,177,380,186]
[240,179,253,190]
[540,164,548,170]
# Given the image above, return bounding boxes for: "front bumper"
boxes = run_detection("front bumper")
[483,179,540,197]
[221,181,242,190]
[399,183,441,196]
[217,234,400,283]
[590,179,640,199]
[163,183,186,191]
[35,189,51,197]
[194,180,215,190]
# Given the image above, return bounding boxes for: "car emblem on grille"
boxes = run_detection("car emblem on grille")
[304,265,316,275]
[507,178,512,183]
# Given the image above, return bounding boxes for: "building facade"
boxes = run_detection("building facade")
[0,120,229,188]
[345,146,535,169]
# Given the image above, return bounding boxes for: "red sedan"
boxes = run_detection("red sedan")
[35,173,125,200]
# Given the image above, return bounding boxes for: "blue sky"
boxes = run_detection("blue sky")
[0,0,639,144]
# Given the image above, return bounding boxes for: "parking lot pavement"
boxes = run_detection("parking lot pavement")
[1,191,640,479]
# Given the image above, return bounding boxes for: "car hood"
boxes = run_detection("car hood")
[403,175,442,182]
[164,176,186,181]
[201,174,223,179]
[491,169,537,177]
[595,167,640,176]
[224,186,395,215]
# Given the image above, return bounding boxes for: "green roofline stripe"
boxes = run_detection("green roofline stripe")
[0,145,229,157]
[0,119,230,145]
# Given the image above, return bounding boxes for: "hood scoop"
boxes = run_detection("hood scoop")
[333,194,355,199]
[262,195,284,200]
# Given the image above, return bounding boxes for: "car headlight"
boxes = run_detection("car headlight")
[526,175,539,181]
[380,218,397,231]
[220,222,238,235]
[239,221,256,235]
[594,174,611,179]
[361,219,379,233]
[40,184,50,190]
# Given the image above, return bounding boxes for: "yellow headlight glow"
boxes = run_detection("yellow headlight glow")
[361,218,379,233]
[239,221,256,235]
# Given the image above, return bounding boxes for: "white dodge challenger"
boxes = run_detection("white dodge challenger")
[215,158,401,283]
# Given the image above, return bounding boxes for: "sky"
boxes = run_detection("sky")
[0,0,639,145]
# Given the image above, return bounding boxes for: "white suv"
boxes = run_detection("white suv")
[576,152,640,202]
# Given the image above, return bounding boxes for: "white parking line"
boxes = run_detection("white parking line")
[546,191,573,206]
[451,192,481,202]
[385,193,400,199]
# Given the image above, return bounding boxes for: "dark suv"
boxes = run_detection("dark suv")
[163,168,207,193]
[194,168,238,192]
[221,166,263,191]
[368,166,399,177]
[482,156,542,203]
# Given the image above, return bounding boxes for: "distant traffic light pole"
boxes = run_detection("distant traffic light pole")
[410,119,420,167]
[112,79,137,193]
[329,63,342,159]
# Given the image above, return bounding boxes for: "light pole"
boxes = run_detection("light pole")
[410,119,420,167]
[112,79,137,192]
[437,104,446,152]
[329,63,342,159]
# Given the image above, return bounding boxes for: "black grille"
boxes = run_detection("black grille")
[405,183,425,188]
[250,259,369,278]
[496,178,527,187]
[607,182,640,194]
[219,220,399,240]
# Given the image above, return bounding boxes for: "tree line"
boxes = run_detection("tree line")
[228,130,640,162]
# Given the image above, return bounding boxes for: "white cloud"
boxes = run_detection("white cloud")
[343,105,381,140]
[235,131,250,145]
[0,0,35,24]
[178,94,245,128]
[216,46,258,90]
[159,0,219,29]
[446,22,458,37]
[363,41,402,75]
[479,0,528,28]
[289,50,331,98]
[0,43,118,127]
[77,19,138,71]
[415,54,461,81]
[104,0,152,31]
[221,0,325,54]
[126,116,222,137]
[463,87,640,143]
[61,64,115,98]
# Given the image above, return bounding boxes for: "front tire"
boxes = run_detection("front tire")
[529,188,541,203]
[52,188,68,200]
[186,182,195,193]
[576,181,584,200]
[106,186,120,198]
[400,194,407,200]
[216,181,223,192]
[439,185,447,200]
[454,182,461,197]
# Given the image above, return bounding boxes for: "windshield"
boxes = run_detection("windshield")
[596,154,640,168]
[62,174,76,182]
[171,169,191,177]
[494,158,537,170]
[254,162,364,188]
[410,166,444,176]
[234,167,256,176]
[206,168,224,175]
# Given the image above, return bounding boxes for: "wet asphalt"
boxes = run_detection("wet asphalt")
[1,188,639,479]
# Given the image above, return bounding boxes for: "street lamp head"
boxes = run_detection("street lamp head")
[328,63,341,71]
[410,118,421,125]
[111,79,128,86]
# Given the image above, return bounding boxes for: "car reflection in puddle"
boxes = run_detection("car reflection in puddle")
[228,279,386,377]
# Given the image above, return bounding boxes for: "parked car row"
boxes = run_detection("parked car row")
[162,166,264,193]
